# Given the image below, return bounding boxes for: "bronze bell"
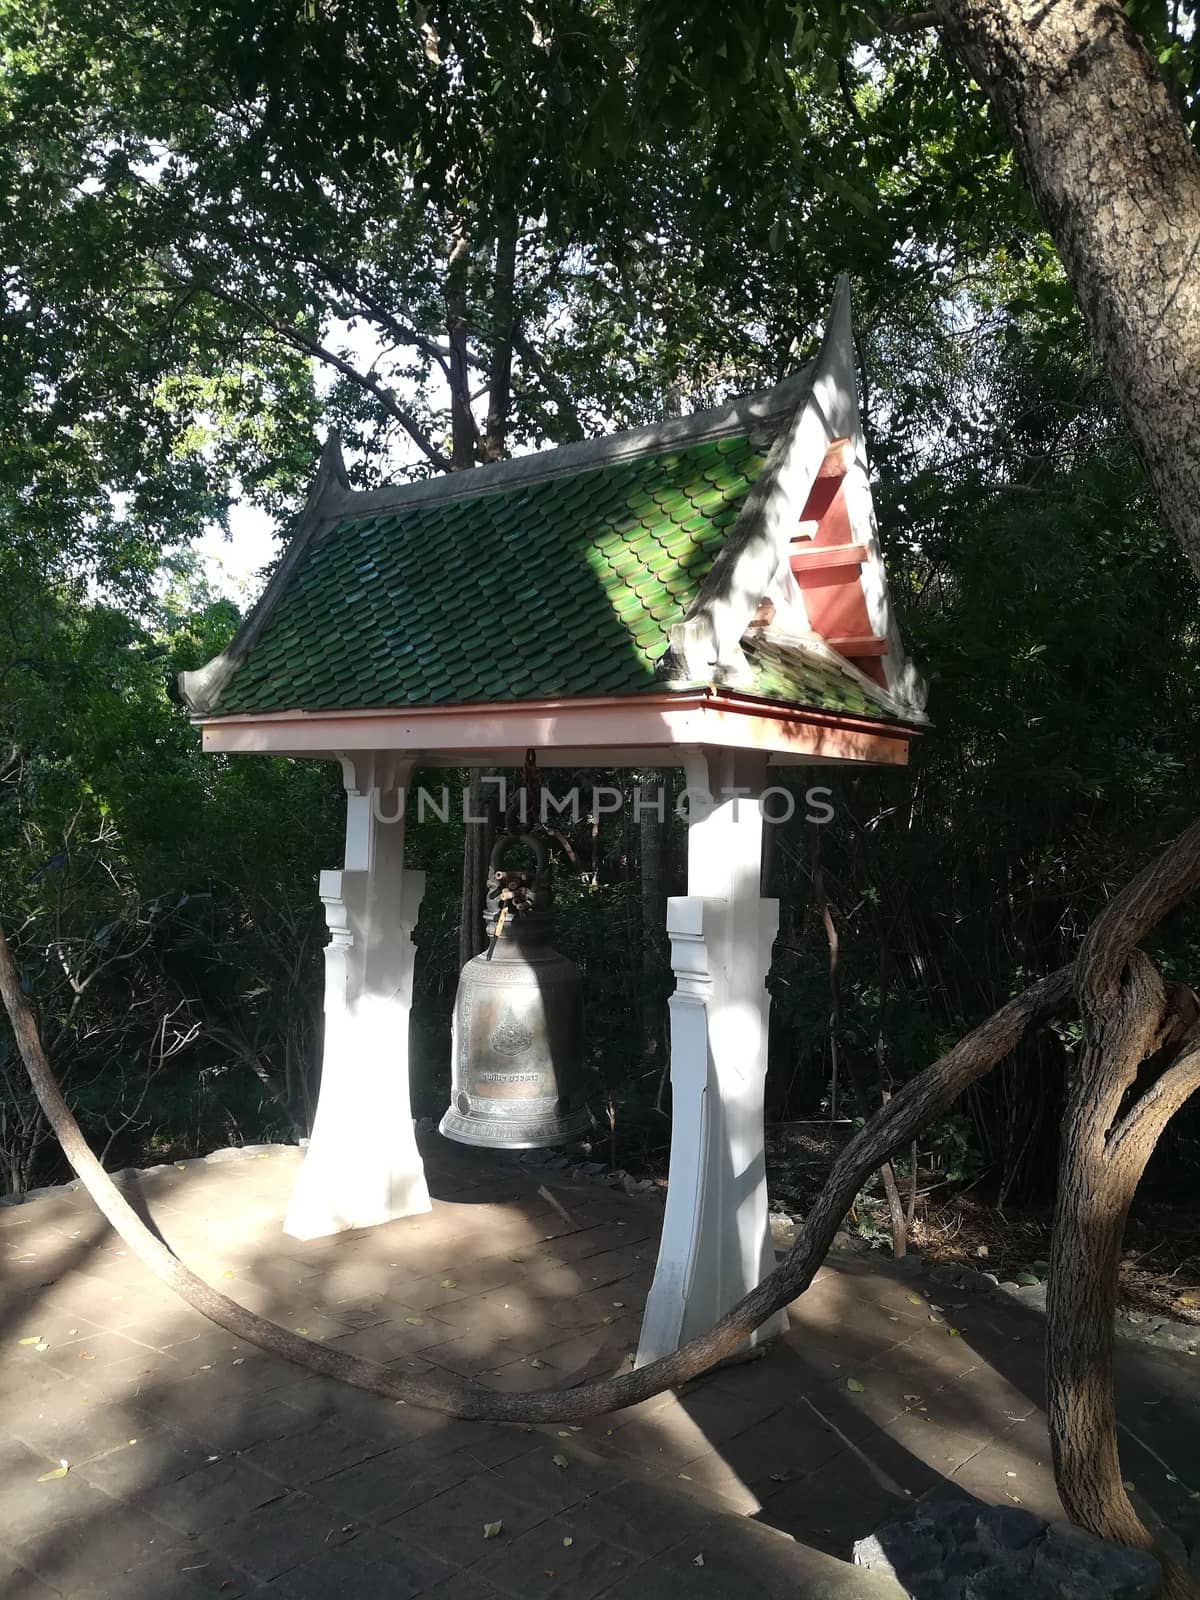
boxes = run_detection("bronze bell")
[440,832,591,1150]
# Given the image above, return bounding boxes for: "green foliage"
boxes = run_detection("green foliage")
[3,0,1200,1206]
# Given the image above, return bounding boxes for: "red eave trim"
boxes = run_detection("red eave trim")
[196,686,920,740]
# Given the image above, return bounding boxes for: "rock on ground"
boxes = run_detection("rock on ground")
[853,1497,1161,1600]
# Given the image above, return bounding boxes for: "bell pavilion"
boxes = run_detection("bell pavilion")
[178,278,927,1366]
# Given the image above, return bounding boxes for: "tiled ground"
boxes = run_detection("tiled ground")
[1,1136,1197,1599]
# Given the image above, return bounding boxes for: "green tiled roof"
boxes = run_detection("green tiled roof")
[739,636,892,719]
[213,433,898,722]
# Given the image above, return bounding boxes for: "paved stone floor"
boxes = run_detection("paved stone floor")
[2,1135,1198,1599]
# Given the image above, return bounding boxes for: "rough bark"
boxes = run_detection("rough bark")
[0,909,1070,1423]
[1046,819,1200,1597]
[933,0,1200,575]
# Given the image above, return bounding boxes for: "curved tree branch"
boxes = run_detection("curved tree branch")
[1109,1037,1200,1171]
[0,913,1071,1424]
[1077,818,1200,1014]
[166,268,454,473]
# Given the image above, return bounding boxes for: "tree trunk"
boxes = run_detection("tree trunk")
[446,231,476,472]
[922,7,1200,1571]
[483,209,518,463]
[934,0,1200,574]
[1045,819,1200,1595]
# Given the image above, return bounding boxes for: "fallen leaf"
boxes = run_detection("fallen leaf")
[947,1327,961,1338]
[66,1329,78,1336]
[601,1317,614,1326]
[906,1293,922,1305]
[37,1462,69,1482]
[611,1301,625,1308]
[222,1270,234,1280]
[903,1394,923,1404]
[557,1430,572,1438]
[529,1358,545,1370]
[769,1472,788,1483]
[562,1536,574,1548]
[847,1377,865,1393]
[509,1255,525,1264]
[404,1316,425,1327]
[441,1279,458,1289]
[294,1328,309,1336]
[678,1472,692,1481]
[693,1553,705,1567]
[18,1336,43,1347]
[552,1454,569,1469]
[1006,1471,1017,1478]
[928,1315,945,1325]
[1123,1480,1137,1490]
[77,1351,95,1360]
[483,1521,503,1539]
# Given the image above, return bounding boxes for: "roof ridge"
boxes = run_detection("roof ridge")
[325,366,815,525]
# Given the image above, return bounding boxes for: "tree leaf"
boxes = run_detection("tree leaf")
[483,1521,503,1539]
[847,1377,865,1393]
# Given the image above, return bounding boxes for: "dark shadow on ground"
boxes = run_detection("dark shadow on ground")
[1,1136,1197,1599]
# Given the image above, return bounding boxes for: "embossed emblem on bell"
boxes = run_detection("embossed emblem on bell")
[440,830,591,1149]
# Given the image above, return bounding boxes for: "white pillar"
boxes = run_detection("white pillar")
[637,747,787,1364]
[284,754,431,1240]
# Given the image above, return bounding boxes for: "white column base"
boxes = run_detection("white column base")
[284,759,431,1240]
[637,750,787,1365]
